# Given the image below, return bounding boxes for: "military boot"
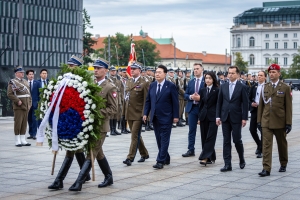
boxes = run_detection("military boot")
[69,160,92,191]
[97,157,113,188]
[75,152,91,183]
[113,119,121,135]
[48,156,73,189]
[110,119,117,136]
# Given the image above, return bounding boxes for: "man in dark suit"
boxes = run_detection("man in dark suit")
[143,65,179,169]
[249,71,266,158]
[37,69,49,127]
[182,63,205,157]
[216,66,249,172]
[26,70,39,139]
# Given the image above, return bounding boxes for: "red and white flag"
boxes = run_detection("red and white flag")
[127,43,136,77]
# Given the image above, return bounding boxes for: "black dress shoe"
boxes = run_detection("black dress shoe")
[153,163,164,169]
[15,144,22,147]
[22,143,31,146]
[239,161,246,169]
[220,165,232,172]
[182,150,195,157]
[172,125,177,128]
[164,160,170,165]
[27,136,33,139]
[279,166,286,172]
[258,169,270,176]
[137,155,149,162]
[256,153,262,158]
[33,137,36,140]
[123,159,132,166]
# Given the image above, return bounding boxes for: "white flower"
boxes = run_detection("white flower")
[84,115,88,119]
[82,81,88,87]
[54,85,58,90]
[79,132,84,136]
[82,91,88,97]
[77,77,83,82]
[57,76,63,80]
[71,74,75,79]
[83,127,88,132]
[67,82,73,87]
[89,118,94,123]
[85,135,89,139]
[91,104,96,109]
[73,84,79,88]
[73,80,79,85]
[47,91,52,96]
[84,97,89,102]
[86,89,91,94]
[84,110,91,115]
[47,85,53,90]
[57,81,61,85]
[77,87,83,93]
[49,80,54,85]
[88,99,93,105]
[79,93,84,99]
[85,104,90,110]
[88,125,93,131]
[43,89,48,94]
[77,82,82,87]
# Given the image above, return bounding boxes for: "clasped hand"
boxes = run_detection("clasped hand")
[190,92,200,101]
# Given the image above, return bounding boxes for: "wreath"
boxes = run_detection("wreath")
[36,65,105,152]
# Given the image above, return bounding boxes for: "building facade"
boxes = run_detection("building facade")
[0,0,83,116]
[231,1,300,74]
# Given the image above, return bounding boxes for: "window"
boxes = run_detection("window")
[284,42,288,49]
[237,38,241,47]
[266,34,269,38]
[275,57,278,64]
[284,33,288,38]
[284,57,288,65]
[294,42,298,49]
[265,43,269,49]
[275,42,278,49]
[265,57,269,65]
[249,54,255,65]
[294,33,297,38]
[249,37,255,47]
[275,34,278,38]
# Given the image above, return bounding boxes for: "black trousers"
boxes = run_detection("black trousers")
[249,109,262,152]
[199,118,218,161]
[222,115,244,165]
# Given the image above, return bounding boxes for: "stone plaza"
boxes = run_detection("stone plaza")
[0,92,300,200]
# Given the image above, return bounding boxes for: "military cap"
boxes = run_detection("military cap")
[14,65,25,73]
[168,68,174,72]
[109,65,116,71]
[93,57,109,69]
[131,62,142,70]
[67,55,83,66]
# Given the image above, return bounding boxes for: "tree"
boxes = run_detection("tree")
[94,32,160,66]
[82,8,97,64]
[234,52,248,73]
[289,49,300,78]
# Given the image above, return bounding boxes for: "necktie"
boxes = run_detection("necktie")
[229,83,234,99]
[194,79,200,104]
[207,88,210,97]
[156,84,161,100]
[272,84,276,88]
[29,81,32,91]
[43,80,46,87]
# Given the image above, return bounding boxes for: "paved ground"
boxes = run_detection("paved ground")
[0,92,300,200]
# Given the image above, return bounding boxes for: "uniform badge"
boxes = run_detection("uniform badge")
[277,91,284,94]
[135,85,141,88]
[112,92,117,98]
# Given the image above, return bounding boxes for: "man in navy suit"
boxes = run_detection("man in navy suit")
[143,65,179,169]
[37,69,49,127]
[182,63,205,157]
[26,70,39,139]
[216,66,248,172]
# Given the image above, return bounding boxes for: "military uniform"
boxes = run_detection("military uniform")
[177,77,185,126]
[7,67,32,147]
[123,75,149,164]
[257,81,292,173]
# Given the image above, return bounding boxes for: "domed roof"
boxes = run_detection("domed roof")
[139,26,144,36]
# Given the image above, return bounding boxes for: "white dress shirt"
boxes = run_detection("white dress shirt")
[255,83,264,104]
[97,79,106,86]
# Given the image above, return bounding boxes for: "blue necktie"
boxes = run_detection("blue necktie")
[156,84,161,100]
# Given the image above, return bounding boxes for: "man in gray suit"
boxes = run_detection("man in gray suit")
[216,66,249,172]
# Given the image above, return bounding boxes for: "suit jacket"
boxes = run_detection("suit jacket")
[216,81,249,123]
[257,82,292,129]
[249,82,258,113]
[123,76,149,120]
[198,86,219,122]
[36,78,49,102]
[98,80,118,132]
[29,80,40,109]
[184,77,205,113]
[144,80,179,124]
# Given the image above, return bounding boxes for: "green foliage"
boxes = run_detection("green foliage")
[94,32,161,66]
[36,64,106,152]
[289,49,300,78]
[82,8,97,65]
[234,52,248,73]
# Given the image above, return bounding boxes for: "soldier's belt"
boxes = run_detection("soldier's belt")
[17,94,30,98]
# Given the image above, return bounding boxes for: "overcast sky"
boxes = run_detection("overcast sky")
[83,0,274,54]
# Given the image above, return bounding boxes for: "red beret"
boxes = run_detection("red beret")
[268,64,280,72]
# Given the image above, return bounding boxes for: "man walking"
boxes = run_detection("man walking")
[182,63,205,157]
[257,64,292,177]
[216,66,248,172]
[143,65,179,169]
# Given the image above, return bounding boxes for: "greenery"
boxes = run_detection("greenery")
[36,64,106,152]
[288,49,300,78]
[82,8,97,65]
[234,52,248,73]
[93,32,161,66]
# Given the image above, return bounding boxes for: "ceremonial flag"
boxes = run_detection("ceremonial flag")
[127,42,136,76]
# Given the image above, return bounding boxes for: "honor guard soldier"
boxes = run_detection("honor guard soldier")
[257,64,292,177]
[7,66,32,147]
[240,71,246,84]
[120,68,131,134]
[176,69,185,127]
[146,67,154,82]
[108,66,124,136]
[217,71,226,85]
[123,62,150,166]
[69,58,118,191]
